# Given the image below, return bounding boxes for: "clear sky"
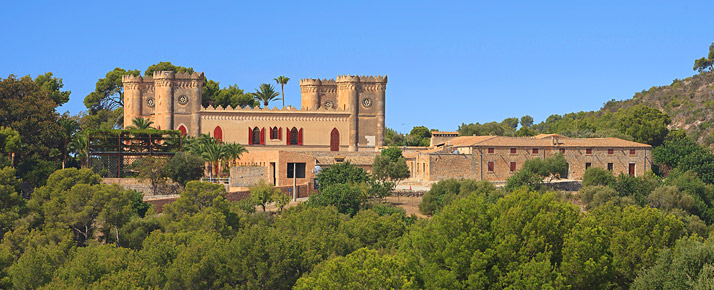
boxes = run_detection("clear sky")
[2,1,713,133]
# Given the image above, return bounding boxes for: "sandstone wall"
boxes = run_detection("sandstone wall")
[230,166,269,187]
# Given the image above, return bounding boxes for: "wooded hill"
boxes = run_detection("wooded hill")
[598,70,714,146]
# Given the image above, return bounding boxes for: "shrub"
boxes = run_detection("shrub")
[164,153,205,186]
[582,167,615,187]
[308,183,366,216]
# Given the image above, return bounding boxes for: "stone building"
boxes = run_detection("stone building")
[406,134,652,183]
[122,71,387,188]
[122,72,387,152]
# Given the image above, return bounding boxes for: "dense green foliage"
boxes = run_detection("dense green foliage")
[0,74,68,186]
[0,159,711,289]
[163,152,205,186]
[372,147,410,189]
[420,178,499,215]
[504,153,568,191]
[632,236,714,289]
[384,126,433,146]
[582,167,616,187]
[616,104,671,146]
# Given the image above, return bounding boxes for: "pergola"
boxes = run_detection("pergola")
[86,129,182,178]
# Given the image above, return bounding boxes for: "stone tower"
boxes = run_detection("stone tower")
[122,71,203,135]
[299,75,387,151]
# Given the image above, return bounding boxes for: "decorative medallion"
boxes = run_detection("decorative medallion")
[178,95,189,105]
[147,98,155,107]
[362,97,372,108]
[324,101,334,109]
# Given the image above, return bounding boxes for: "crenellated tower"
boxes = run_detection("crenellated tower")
[299,75,387,151]
[122,71,204,134]
[153,71,174,130]
[122,74,144,129]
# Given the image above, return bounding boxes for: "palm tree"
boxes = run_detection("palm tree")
[223,143,248,167]
[126,117,154,130]
[199,142,224,178]
[274,76,290,108]
[252,83,281,108]
[69,133,88,168]
[58,118,80,169]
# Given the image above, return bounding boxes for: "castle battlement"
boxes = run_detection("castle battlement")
[336,75,360,83]
[122,71,205,83]
[201,104,348,113]
[299,78,321,86]
[150,71,204,80]
[152,71,174,79]
[175,71,204,80]
[301,75,386,85]
[122,74,151,83]
[358,75,387,83]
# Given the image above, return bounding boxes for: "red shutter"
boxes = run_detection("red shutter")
[278,127,282,140]
[260,128,265,145]
[269,127,273,139]
[214,127,223,142]
[298,128,303,145]
[248,127,253,144]
[286,128,290,145]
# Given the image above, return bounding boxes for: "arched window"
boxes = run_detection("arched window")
[252,127,261,145]
[330,128,339,151]
[290,127,299,145]
[271,127,279,139]
[177,125,187,136]
[214,126,223,142]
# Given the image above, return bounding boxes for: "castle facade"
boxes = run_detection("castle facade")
[122,71,387,152]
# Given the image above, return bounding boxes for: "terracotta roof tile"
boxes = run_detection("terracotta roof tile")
[442,136,498,147]
[447,135,650,148]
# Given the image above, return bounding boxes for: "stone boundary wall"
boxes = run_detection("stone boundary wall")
[546,180,583,191]
[230,167,268,187]
[102,178,180,197]
[146,183,317,213]
[429,154,479,181]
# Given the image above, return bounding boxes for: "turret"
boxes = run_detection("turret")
[153,71,175,130]
[299,78,321,110]
[372,76,387,147]
[337,75,360,151]
[122,75,143,128]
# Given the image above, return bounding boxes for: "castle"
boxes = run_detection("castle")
[122,71,387,152]
[122,71,653,193]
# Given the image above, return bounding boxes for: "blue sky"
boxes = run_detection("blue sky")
[2,1,713,133]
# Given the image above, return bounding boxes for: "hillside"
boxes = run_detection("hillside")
[599,70,714,145]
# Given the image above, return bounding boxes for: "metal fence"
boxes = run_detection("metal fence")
[86,130,182,178]
[200,177,231,184]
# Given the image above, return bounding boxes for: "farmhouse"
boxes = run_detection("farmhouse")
[406,133,652,183]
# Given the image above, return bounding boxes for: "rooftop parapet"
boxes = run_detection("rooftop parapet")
[122,74,147,83]
[359,75,387,83]
[201,104,349,113]
[174,71,204,80]
[336,75,360,83]
[153,71,175,79]
[299,78,322,86]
